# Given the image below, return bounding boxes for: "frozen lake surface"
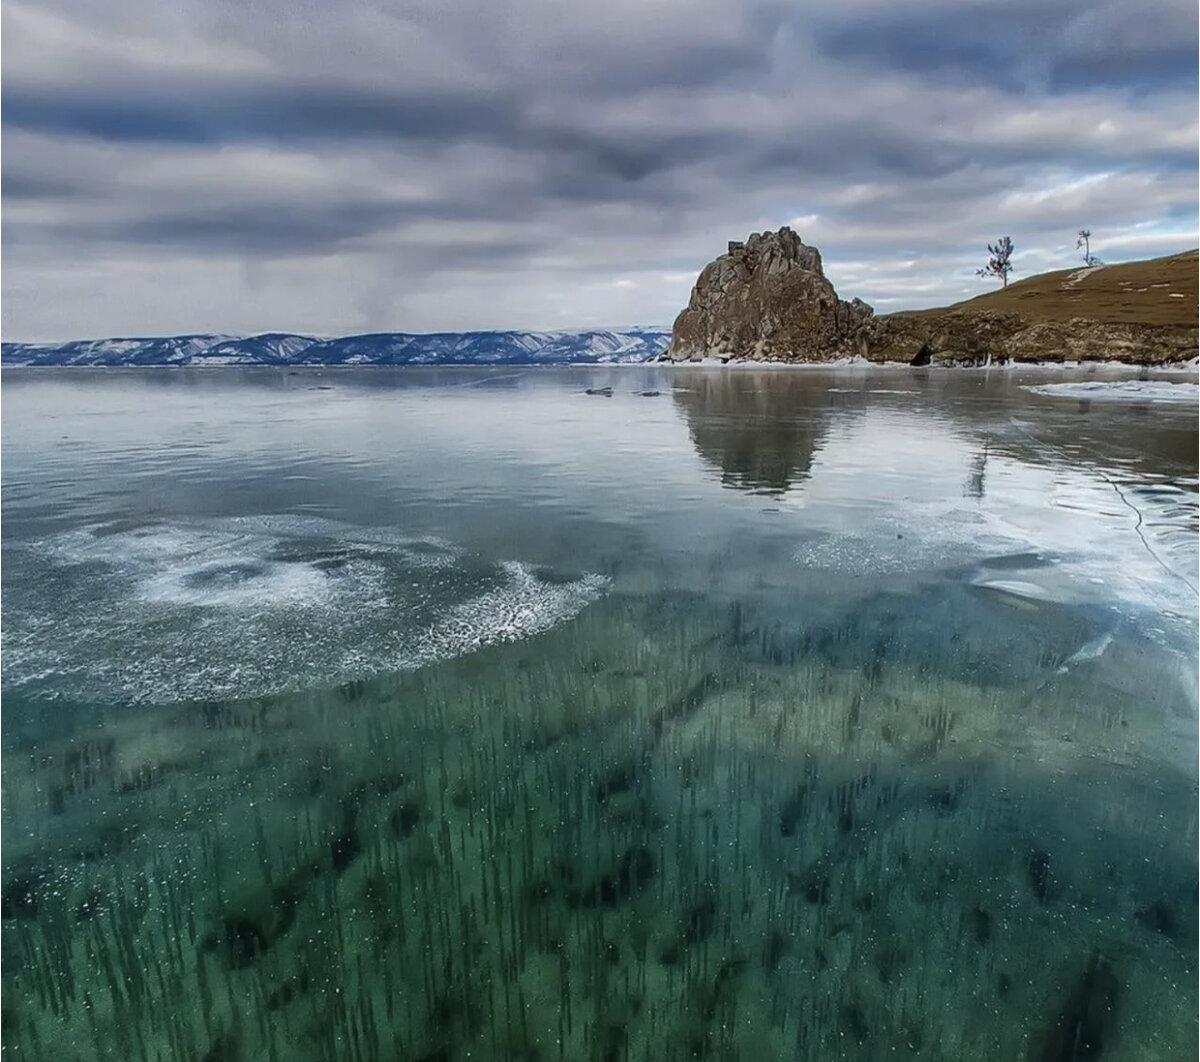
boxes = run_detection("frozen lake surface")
[1024,378,1199,403]
[2,364,1196,1060]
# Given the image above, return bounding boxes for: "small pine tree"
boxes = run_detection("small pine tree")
[976,236,1015,288]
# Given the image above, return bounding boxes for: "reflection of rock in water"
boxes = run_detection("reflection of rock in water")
[672,371,835,495]
[964,444,988,499]
[1,591,1195,1061]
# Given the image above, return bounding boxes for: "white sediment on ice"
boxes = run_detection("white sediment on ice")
[4,516,607,703]
[1024,379,1199,402]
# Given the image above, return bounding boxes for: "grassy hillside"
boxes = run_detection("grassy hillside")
[915,249,1198,327]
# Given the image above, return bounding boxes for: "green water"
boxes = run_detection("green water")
[2,366,1196,1060]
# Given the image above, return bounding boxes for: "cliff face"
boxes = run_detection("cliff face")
[665,227,873,362]
[667,234,1198,366]
[861,311,1197,367]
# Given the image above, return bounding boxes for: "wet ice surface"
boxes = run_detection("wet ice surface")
[1,365,1196,1061]
[789,405,1197,627]
[1025,379,1199,402]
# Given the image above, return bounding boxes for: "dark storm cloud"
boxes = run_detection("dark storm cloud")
[2,0,1196,339]
[2,81,516,145]
[89,200,441,256]
[2,79,726,201]
[0,169,89,200]
[813,0,1198,94]
[60,204,542,264]
[748,124,971,182]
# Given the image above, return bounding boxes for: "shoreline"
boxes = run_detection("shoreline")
[653,355,1200,373]
[3,357,1198,373]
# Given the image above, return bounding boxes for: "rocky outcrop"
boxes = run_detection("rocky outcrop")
[860,311,1198,367]
[666,233,1198,366]
[665,227,873,362]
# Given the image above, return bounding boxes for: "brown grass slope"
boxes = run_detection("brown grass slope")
[858,249,1199,365]
[922,249,1199,327]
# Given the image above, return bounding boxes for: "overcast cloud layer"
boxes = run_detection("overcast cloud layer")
[3,0,1197,341]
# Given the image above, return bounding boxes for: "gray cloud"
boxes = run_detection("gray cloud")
[2,0,1196,340]
[2,79,518,145]
[813,1,1198,93]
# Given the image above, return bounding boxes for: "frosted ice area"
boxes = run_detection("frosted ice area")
[3,516,607,704]
[1025,379,1199,402]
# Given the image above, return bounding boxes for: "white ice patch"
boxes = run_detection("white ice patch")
[135,556,333,610]
[4,516,607,704]
[826,387,919,395]
[793,507,1004,578]
[1057,631,1114,672]
[1024,380,1199,403]
[970,578,1054,603]
[414,562,611,663]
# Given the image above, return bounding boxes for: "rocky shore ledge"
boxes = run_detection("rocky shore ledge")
[663,227,1198,367]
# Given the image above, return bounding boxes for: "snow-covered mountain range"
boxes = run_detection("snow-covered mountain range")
[1,329,670,367]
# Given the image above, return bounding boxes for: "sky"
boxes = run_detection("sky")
[2,0,1197,341]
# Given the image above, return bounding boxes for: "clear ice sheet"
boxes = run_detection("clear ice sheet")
[2,366,1196,1061]
[1,590,1196,1061]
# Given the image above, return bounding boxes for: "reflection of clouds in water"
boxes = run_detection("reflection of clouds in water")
[790,409,1197,622]
[5,517,607,704]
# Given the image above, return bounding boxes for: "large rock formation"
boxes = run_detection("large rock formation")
[666,233,1198,366]
[665,227,873,362]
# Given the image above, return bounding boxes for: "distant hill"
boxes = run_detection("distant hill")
[0,328,670,368]
[929,249,1199,327]
[866,250,1199,366]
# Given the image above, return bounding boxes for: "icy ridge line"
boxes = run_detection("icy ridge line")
[1,328,671,367]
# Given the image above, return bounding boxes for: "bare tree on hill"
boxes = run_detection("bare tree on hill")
[976,236,1014,288]
[1076,229,1101,267]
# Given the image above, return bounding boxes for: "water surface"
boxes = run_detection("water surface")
[2,365,1196,1060]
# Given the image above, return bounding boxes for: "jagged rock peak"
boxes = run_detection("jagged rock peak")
[722,226,823,276]
[666,226,873,363]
